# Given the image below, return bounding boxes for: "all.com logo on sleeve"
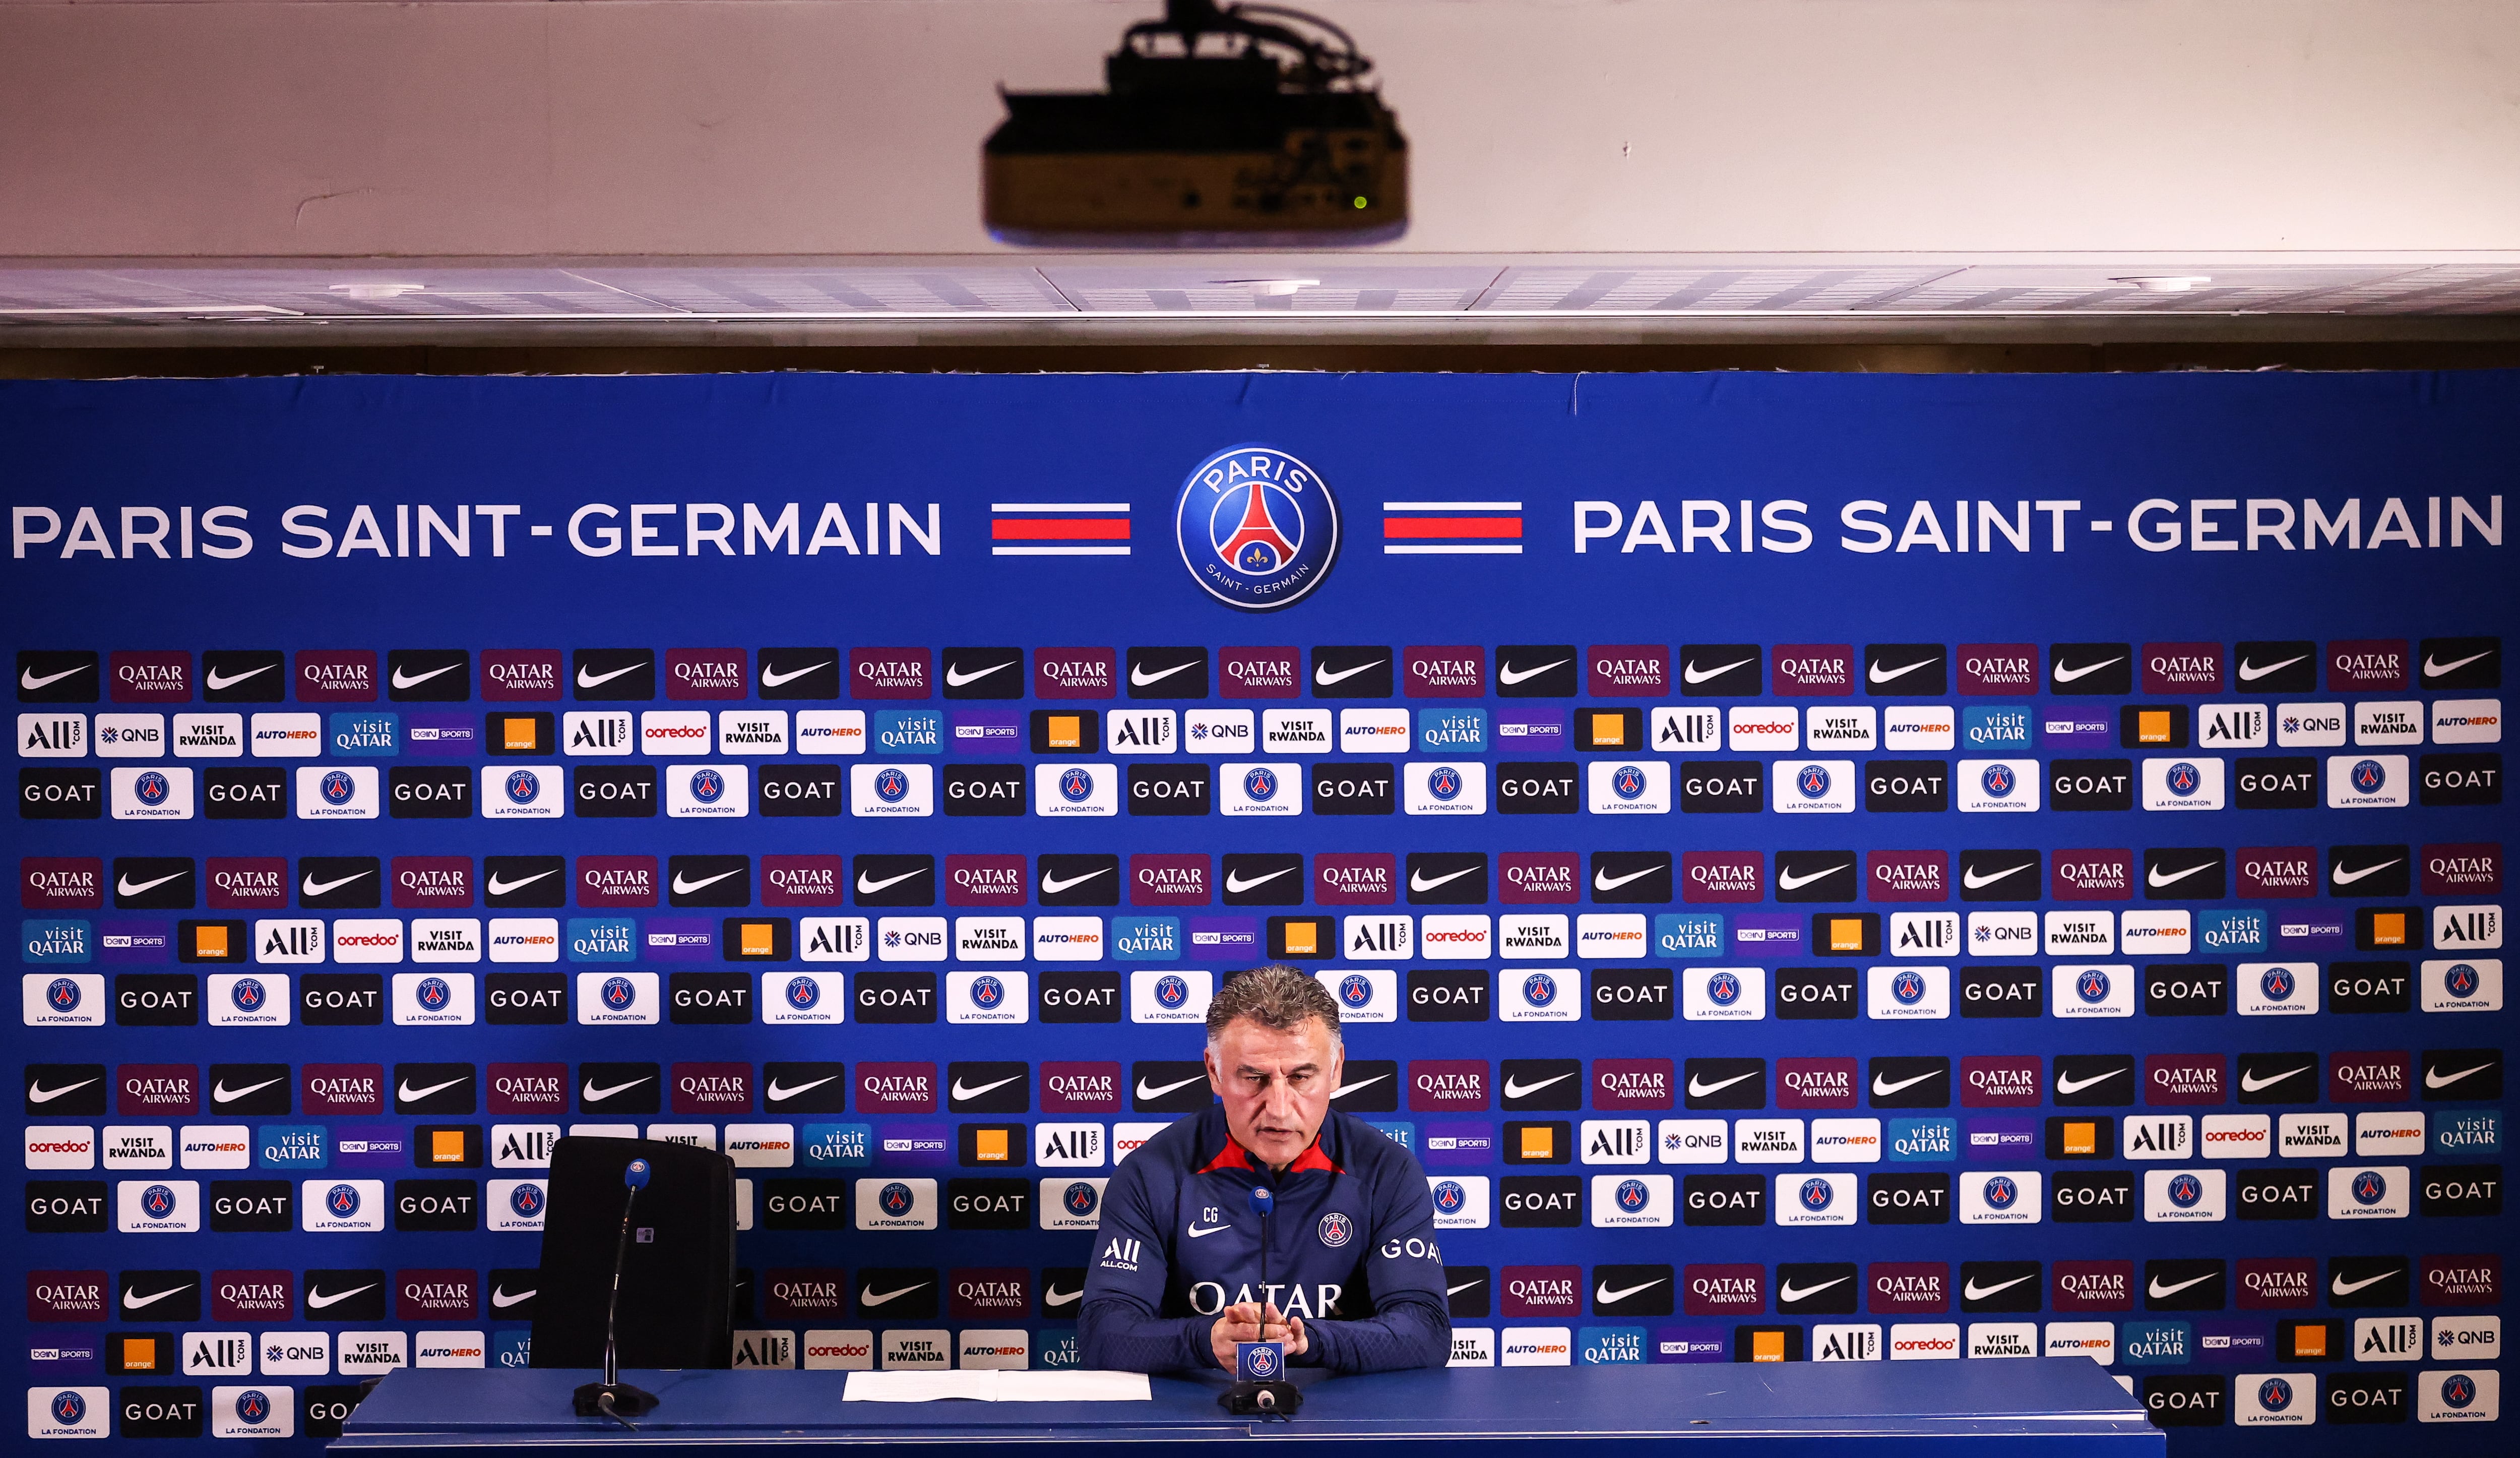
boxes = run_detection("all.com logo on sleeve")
[1174,445,1341,611]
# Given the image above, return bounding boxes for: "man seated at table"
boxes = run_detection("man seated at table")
[1080,963,1451,1374]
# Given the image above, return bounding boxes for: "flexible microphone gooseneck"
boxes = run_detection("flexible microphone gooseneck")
[1217,1181,1299,1417]
[1249,1182,1275,1322]
[572,1158,661,1427]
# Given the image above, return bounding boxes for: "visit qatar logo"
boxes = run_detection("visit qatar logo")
[1174,445,1340,611]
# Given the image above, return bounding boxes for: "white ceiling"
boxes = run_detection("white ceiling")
[5,260,2517,325]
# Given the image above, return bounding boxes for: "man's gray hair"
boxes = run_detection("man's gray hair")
[1205,963,1342,1045]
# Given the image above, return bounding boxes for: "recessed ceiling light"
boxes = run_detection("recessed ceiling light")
[2109,275,2212,294]
[328,282,427,300]
[1214,278,1320,297]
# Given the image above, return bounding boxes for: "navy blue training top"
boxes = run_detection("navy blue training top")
[1078,1105,1452,1374]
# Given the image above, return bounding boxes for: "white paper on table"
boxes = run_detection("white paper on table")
[843,1370,1152,1403]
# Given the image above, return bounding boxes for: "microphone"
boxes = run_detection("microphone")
[572,1157,661,1427]
[1217,1181,1300,1418]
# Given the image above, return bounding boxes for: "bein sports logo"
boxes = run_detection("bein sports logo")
[1174,444,1341,612]
[1796,764,1832,801]
[786,976,822,1011]
[1059,767,1095,805]
[2075,967,2111,1005]
[1523,972,1559,1008]
[601,976,640,1012]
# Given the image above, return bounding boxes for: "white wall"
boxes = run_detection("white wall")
[1,0,2514,261]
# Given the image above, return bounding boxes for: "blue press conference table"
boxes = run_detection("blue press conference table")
[333,1361,2161,1455]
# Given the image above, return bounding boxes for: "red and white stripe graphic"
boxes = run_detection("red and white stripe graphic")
[1381,500,1524,555]
[990,501,1130,556]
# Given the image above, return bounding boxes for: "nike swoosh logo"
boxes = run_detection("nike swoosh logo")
[26,1078,98,1104]
[398,1076,467,1103]
[121,1283,194,1310]
[204,664,274,691]
[952,1074,1023,1101]
[485,870,557,897]
[672,868,743,895]
[1334,1073,1391,1100]
[19,664,89,691]
[854,869,922,895]
[302,870,374,898]
[1186,1222,1230,1238]
[1040,867,1112,894]
[1315,660,1381,686]
[116,871,186,897]
[391,662,460,689]
[1498,658,1569,686]
[2238,1066,2309,1092]
[1961,863,2033,890]
[2330,858,2403,886]
[489,1285,536,1309]
[1224,867,1292,893]
[307,1283,377,1310]
[581,1076,653,1103]
[859,1282,928,1307]
[2425,1062,2494,1090]
[2331,1269,2401,1296]
[1779,1277,1850,1303]
[945,661,1015,687]
[1777,863,1850,891]
[759,660,832,688]
[1503,1072,1573,1100]
[2054,1067,2129,1095]
[1872,1070,1939,1097]
[2148,1272,2215,1299]
[1593,864,1665,891]
[1135,1074,1205,1101]
[1411,866,1479,892]
[1446,1280,1483,1296]
[1687,1071,1757,1098]
[2425,650,2492,678]
[2052,656,2125,683]
[1129,660,1196,688]
[1595,1279,1667,1304]
[2236,654,2306,682]
[1867,657,1937,685]
[767,1077,838,1102]
[577,660,648,689]
[1683,656,1754,685]
[1043,1283,1081,1308]
[2147,862,2215,889]
[213,1077,283,1103]
[1963,1274,2034,1301]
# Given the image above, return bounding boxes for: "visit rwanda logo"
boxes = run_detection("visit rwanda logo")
[1175,445,1340,611]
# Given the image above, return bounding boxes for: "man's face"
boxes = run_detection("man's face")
[1205,1015,1343,1171]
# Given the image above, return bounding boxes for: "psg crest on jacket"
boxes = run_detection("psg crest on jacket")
[1174,445,1340,611]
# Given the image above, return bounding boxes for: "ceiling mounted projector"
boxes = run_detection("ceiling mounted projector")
[984,0,1407,247]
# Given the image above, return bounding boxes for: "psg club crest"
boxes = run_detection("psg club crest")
[1174,445,1341,612]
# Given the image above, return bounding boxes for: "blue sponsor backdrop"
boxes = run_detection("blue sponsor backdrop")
[3,370,2512,1452]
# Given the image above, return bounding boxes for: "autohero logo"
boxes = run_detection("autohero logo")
[1174,445,1340,610]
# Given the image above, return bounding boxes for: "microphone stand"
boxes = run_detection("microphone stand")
[1220,1176,1302,1417]
[575,1158,661,1426]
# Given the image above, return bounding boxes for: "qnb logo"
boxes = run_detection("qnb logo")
[1980,763,2018,799]
[2351,1169,2389,1206]
[1338,974,1375,1010]
[2075,968,2112,1005]
[327,1182,363,1218]
[1797,764,1833,801]
[1152,974,1190,1010]
[1980,1175,2020,1211]
[874,768,911,805]
[1059,767,1095,804]
[322,770,357,806]
[785,977,822,1012]
[1431,1180,1467,1216]
[1243,767,1280,803]
[1523,973,1559,1008]
[2353,758,2389,794]
[601,976,639,1012]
